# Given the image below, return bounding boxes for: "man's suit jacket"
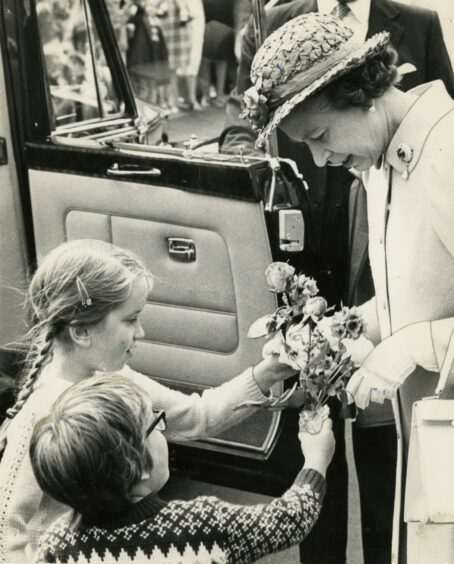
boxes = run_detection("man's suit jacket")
[222,0,454,306]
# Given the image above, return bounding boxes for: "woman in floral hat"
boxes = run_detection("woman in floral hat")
[242,12,454,564]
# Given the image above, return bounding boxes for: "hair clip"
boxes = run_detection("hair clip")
[76,276,92,308]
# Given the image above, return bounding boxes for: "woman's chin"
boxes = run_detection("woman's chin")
[352,159,374,172]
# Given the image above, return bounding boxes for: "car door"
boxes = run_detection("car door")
[0,0,318,495]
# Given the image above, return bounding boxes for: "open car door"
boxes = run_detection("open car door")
[0,0,319,494]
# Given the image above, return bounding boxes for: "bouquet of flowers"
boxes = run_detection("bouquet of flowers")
[239,262,373,433]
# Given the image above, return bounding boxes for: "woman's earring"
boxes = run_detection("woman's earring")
[368,104,376,113]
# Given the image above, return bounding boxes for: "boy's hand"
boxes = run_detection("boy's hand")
[299,418,335,477]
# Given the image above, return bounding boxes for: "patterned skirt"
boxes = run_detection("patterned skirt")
[148,0,191,71]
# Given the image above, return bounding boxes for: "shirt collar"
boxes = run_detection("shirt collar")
[317,0,371,26]
[385,80,454,175]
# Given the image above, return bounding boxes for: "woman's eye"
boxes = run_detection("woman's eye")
[128,317,138,324]
[312,131,326,141]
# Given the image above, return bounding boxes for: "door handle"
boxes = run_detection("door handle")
[168,238,196,262]
[107,163,161,177]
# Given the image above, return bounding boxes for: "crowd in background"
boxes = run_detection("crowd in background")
[34,0,254,118]
[108,0,254,115]
[35,0,454,122]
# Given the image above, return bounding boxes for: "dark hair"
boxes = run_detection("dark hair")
[29,374,154,523]
[323,44,400,109]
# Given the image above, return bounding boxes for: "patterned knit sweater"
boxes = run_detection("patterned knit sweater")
[0,365,268,563]
[38,469,325,564]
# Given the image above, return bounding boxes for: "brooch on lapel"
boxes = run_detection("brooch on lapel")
[396,143,414,180]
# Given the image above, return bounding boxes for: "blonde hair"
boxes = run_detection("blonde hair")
[30,373,153,522]
[2,239,150,427]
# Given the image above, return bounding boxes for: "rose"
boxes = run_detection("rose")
[265,262,295,293]
[303,297,328,320]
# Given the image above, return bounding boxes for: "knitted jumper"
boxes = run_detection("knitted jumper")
[38,469,325,564]
[0,365,267,563]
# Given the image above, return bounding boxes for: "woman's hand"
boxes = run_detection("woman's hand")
[299,418,335,477]
[346,321,438,409]
[252,353,298,394]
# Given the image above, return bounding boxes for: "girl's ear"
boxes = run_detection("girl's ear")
[68,325,92,349]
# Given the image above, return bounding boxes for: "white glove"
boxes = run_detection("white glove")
[346,321,438,409]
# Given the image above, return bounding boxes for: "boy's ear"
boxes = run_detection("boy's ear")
[68,325,92,349]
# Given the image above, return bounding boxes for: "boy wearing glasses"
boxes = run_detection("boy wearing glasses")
[30,373,335,564]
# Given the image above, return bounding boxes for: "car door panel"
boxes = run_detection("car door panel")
[28,162,281,457]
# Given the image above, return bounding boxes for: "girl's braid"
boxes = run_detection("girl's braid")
[5,327,55,420]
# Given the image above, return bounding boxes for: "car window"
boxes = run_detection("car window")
[105,0,250,150]
[37,0,123,129]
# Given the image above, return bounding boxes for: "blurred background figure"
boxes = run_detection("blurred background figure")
[177,0,205,110]
[105,0,130,61]
[146,0,191,114]
[199,0,238,108]
[126,1,170,108]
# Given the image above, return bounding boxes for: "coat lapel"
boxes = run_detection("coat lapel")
[367,0,403,52]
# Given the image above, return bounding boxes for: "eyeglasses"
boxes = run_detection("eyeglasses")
[146,410,166,437]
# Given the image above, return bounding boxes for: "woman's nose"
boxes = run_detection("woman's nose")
[309,143,330,167]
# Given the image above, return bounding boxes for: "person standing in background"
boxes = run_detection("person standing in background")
[146,0,191,113]
[177,0,205,110]
[220,1,454,563]
[126,1,170,108]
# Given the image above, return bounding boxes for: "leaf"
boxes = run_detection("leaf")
[234,382,299,411]
[248,315,273,338]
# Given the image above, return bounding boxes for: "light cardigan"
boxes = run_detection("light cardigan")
[0,364,267,563]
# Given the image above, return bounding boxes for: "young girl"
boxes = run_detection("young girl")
[31,373,334,564]
[0,239,294,563]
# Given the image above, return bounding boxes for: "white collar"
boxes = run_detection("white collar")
[317,0,371,27]
[386,80,454,176]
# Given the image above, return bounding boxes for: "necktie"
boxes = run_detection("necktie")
[333,0,351,20]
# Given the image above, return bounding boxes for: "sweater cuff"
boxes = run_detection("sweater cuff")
[294,468,326,502]
[242,366,273,400]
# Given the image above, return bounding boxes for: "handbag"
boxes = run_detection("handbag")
[404,331,454,563]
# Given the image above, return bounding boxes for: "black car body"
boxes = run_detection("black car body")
[0,0,323,495]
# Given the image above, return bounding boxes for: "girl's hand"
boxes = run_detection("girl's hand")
[252,354,298,394]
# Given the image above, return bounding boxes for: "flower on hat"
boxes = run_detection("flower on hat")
[240,85,270,131]
[239,13,390,148]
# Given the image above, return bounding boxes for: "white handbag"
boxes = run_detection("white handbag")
[404,332,454,564]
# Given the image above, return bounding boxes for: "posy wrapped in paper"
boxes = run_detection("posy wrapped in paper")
[238,262,373,433]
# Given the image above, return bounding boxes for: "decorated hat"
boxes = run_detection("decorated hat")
[240,13,390,148]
